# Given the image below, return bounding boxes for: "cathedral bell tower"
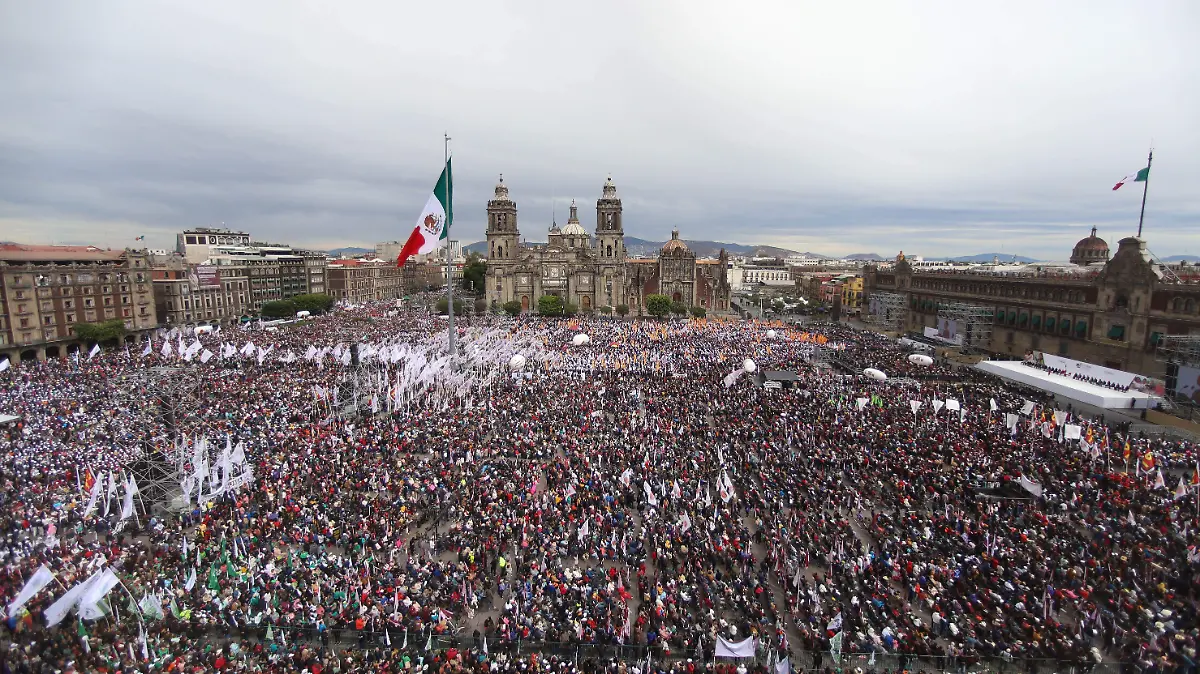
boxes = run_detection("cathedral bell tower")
[595,175,626,310]
[485,175,519,305]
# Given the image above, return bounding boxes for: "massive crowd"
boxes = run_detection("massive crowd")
[1,304,1197,674]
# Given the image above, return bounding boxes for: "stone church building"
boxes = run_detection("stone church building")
[485,176,730,314]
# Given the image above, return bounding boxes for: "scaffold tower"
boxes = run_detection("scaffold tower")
[937,302,995,351]
[1156,335,1200,368]
[122,366,204,510]
[868,291,909,333]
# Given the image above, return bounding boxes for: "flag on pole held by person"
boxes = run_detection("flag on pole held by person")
[7,565,54,618]
[397,159,452,266]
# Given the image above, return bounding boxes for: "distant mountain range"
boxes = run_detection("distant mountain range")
[931,253,1042,263]
[1161,255,1200,263]
[327,246,373,257]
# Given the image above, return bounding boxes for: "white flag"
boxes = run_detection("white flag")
[141,340,152,356]
[7,564,54,618]
[83,475,103,518]
[0,358,9,372]
[78,568,120,620]
[184,568,197,591]
[200,349,214,363]
[88,343,101,359]
[120,477,135,521]
[161,341,173,358]
[44,570,102,627]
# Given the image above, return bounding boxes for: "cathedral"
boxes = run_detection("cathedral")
[485,176,730,314]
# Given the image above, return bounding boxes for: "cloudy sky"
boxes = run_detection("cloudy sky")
[2,1,1197,259]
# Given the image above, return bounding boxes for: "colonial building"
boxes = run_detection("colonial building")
[485,176,730,314]
[327,259,408,304]
[152,233,329,326]
[0,244,157,363]
[863,231,1200,378]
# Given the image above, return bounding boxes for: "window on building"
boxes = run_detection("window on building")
[186,236,197,244]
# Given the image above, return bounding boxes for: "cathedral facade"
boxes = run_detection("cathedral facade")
[485,176,730,314]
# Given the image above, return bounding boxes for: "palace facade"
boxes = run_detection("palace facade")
[863,231,1200,378]
[485,176,730,314]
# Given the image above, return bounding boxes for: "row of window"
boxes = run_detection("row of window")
[1167,297,1199,315]
[14,307,148,332]
[12,272,145,286]
[911,280,1089,304]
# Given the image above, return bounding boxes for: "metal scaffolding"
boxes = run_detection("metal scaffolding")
[937,302,995,351]
[1156,335,1200,368]
[122,366,205,512]
[867,291,909,333]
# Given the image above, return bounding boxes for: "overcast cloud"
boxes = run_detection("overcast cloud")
[1,0,1197,259]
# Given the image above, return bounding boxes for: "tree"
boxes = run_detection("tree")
[599,305,613,316]
[645,294,672,318]
[690,306,707,319]
[501,300,523,317]
[73,318,126,343]
[670,301,687,317]
[537,295,564,317]
[461,253,487,293]
[473,298,488,314]
[563,302,579,317]
[615,304,629,317]
[435,297,466,315]
[291,293,335,315]
[260,300,296,319]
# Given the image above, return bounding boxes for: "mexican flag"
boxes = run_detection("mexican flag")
[1112,166,1149,190]
[397,158,452,266]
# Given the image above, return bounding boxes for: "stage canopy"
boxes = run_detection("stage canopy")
[974,360,1160,409]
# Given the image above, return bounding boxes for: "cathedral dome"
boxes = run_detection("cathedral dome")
[1070,227,1109,266]
[662,229,692,255]
[561,198,587,235]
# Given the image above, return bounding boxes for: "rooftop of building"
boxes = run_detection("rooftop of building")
[0,243,130,263]
[182,227,249,235]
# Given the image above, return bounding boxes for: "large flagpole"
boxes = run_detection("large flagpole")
[1137,148,1152,238]
[445,133,455,360]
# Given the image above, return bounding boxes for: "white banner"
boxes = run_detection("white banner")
[945,399,960,411]
[715,636,757,658]
[1064,424,1082,440]
[909,400,922,414]
[7,564,54,618]
[1020,400,1036,415]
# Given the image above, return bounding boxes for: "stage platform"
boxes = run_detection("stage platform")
[974,360,1161,409]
